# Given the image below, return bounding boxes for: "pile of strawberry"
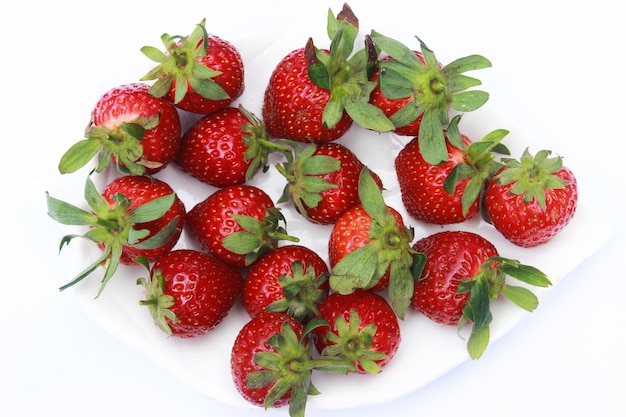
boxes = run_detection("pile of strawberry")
[46,4,579,416]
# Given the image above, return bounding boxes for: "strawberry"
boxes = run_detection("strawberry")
[368,52,428,137]
[411,230,552,359]
[175,105,288,188]
[312,290,401,374]
[395,122,509,225]
[46,174,185,296]
[262,4,393,143]
[483,148,578,247]
[369,31,491,164]
[137,249,243,338]
[186,185,298,268]
[242,244,330,322]
[276,141,383,224]
[328,169,422,319]
[230,311,352,415]
[58,83,181,175]
[140,19,244,114]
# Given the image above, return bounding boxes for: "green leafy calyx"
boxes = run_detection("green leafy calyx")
[140,18,229,103]
[370,31,492,164]
[457,256,552,359]
[495,148,569,210]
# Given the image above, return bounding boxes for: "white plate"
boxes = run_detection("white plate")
[68,26,612,411]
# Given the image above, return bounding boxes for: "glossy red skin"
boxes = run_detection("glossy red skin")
[175,107,253,188]
[93,83,181,174]
[230,312,304,408]
[151,249,243,338]
[167,34,244,114]
[328,204,408,291]
[411,231,498,325]
[302,143,383,225]
[369,52,428,137]
[262,47,352,143]
[100,175,185,264]
[396,133,478,225]
[484,166,578,247]
[242,244,330,318]
[313,290,401,373]
[186,185,275,267]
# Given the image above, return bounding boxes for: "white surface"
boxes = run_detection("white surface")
[4,1,625,416]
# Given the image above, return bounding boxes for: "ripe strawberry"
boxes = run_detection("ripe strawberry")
[370,31,491,164]
[411,230,552,359]
[175,105,288,188]
[242,244,330,322]
[312,290,401,374]
[58,83,181,175]
[46,174,185,296]
[140,19,244,114]
[276,141,383,224]
[396,123,509,225]
[187,185,298,268]
[369,52,428,137]
[137,249,243,338]
[483,148,578,247]
[262,4,393,143]
[328,169,421,319]
[231,312,353,415]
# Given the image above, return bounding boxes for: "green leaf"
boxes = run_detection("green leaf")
[494,258,552,287]
[129,193,175,223]
[58,139,102,174]
[467,324,490,360]
[418,109,448,164]
[358,168,388,222]
[130,216,180,249]
[46,192,98,226]
[449,90,490,112]
[501,284,540,312]
[222,230,261,255]
[140,45,168,63]
[462,276,492,330]
[322,91,345,129]
[58,245,111,292]
[330,243,381,293]
[343,100,394,132]
[189,77,230,101]
[370,31,425,70]
[443,54,492,75]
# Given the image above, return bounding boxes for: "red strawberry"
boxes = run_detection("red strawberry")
[175,105,287,188]
[262,5,392,143]
[276,141,383,224]
[46,174,185,296]
[411,230,552,359]
[242,244,330,321]
[140,19,244,114]
[369,52,428,136]
[328,169,420,319]
[396,123,509,225]
[483,148,578,247]
[231,311,353,414]
[187,185,298,268]
[312,290,401,374]
[370,31,491,164]
[137,249,243,338]
[58,83,181,175]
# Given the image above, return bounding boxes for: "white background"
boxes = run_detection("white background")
[2,1,624,416]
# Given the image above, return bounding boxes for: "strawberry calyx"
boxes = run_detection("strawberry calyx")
[329,168,422,319]
[222,207,300,266]
[491,148,569,211]
[305,4,394,133]
[370,31,492,164]
[247,319,355,416]
[266,261,330,323]
[136,263,178,337]
[59,114,160,175]
[275,140,341,218]
[238,105,292,182]
[46,174,179,296]
[455,256,552,359]
[140,18,230,104]
[319,309,387,374]
[443,119,511,215]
